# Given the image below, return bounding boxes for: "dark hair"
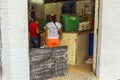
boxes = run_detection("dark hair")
[50,15,56,23]
[30,17,39,23]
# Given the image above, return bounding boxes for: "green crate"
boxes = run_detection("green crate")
[62,15,80,31]
[38,19,47,30]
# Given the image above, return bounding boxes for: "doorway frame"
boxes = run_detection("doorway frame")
[93,0,101,77]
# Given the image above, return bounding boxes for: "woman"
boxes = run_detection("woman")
[29,18,40,48]
[45,13,62,48]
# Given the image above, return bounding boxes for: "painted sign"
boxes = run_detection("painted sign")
[30,46,67,80]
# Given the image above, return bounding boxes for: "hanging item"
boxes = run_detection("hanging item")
[62,1,76,14]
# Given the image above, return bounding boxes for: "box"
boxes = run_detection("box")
[62,15,80,31]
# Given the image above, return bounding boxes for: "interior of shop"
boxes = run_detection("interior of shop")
[28,0,96,79]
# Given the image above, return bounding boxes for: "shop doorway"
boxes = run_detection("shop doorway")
[28,0,100,78]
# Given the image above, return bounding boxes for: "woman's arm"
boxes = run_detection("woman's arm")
[35,23,40,34]
[36,28,40,34]
[58,28,62,35]
[45,27,48,43]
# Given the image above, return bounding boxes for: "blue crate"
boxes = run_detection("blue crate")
[89,32,94,56]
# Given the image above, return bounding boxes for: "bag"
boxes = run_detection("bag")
[53,23,62,39]
[54,23,62,35]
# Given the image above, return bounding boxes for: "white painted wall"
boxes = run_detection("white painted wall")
[1,0,29,80]
[97,0,120,80]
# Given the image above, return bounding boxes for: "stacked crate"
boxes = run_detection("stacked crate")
[30,46,67,80]
[60,32,89,65]
[60,32,77,65]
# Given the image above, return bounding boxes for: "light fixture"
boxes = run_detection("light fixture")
[31,0,44,3]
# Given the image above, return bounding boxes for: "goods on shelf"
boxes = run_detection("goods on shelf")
[79,22,91,31]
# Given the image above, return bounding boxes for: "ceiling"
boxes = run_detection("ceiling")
[44,0,80,3]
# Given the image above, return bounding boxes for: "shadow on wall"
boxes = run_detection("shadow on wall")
[0,17,2,80]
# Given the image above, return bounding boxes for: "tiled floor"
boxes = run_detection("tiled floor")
[68,63,92,73]
[49,63,98,80]
[0,63,98,80]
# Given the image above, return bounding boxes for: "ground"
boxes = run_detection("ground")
[48,63,98,80]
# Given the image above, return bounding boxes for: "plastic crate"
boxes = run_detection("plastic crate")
[62,15,80,31]
[89,32,94,56]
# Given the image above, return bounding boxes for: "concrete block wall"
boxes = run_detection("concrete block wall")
[30,0,45,20]
[76,0,91,15]
[45,3,62,22]
[44,1,91,22]
[1,0,120,80]
[97,0,120,80]
[1,0,29,80]
[36,3,45,20]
